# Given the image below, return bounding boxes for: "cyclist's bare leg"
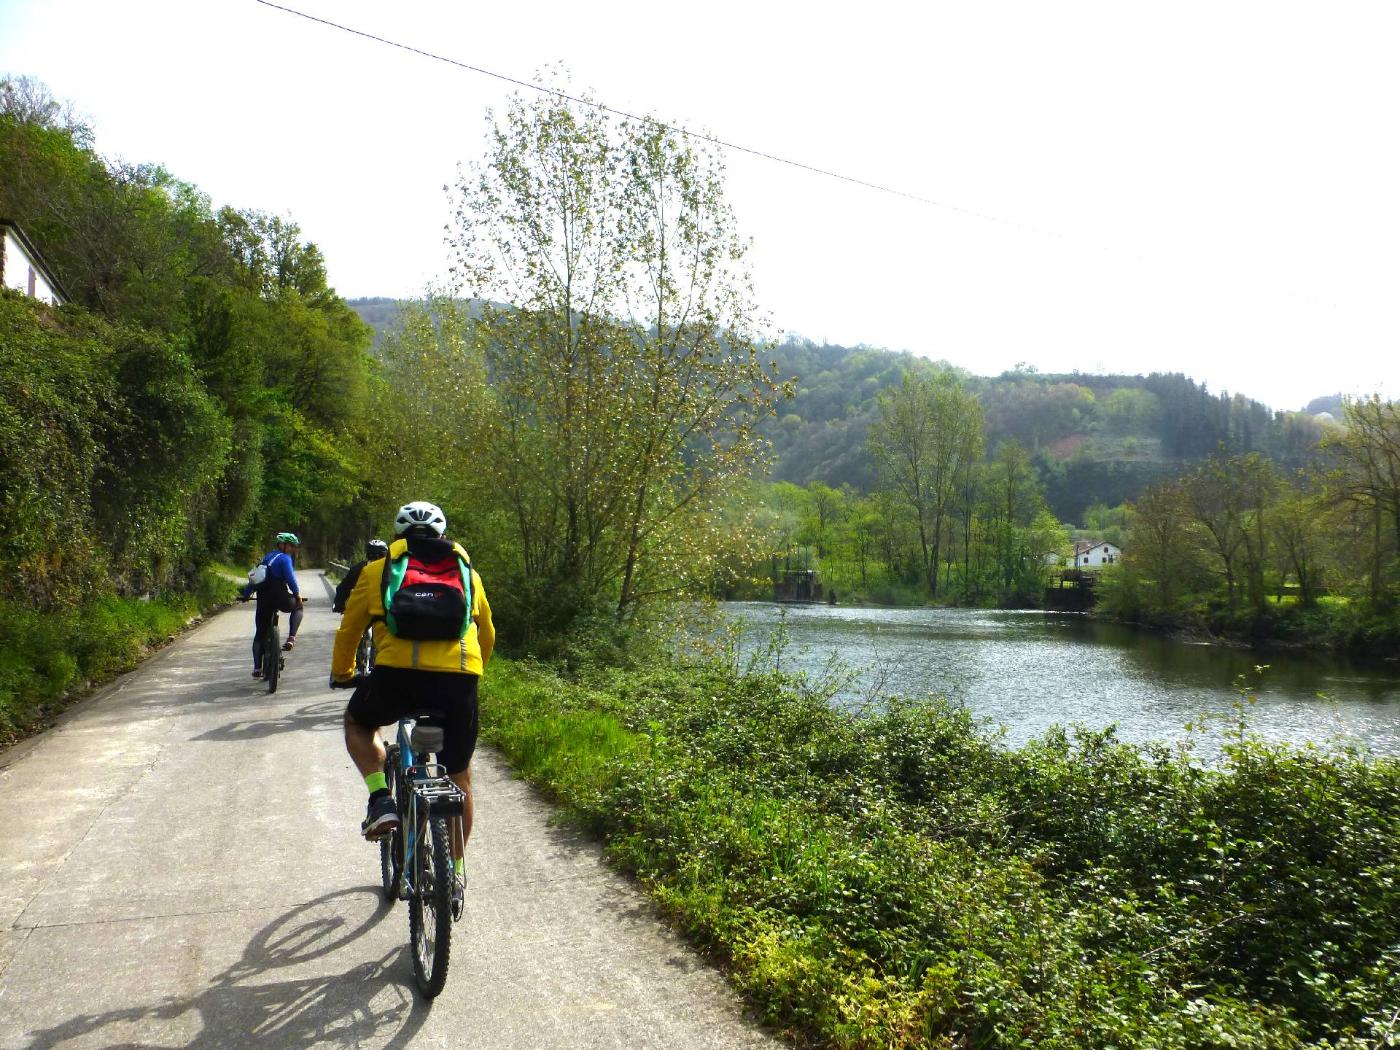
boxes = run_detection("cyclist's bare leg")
[287,604,304,640]
[344,711,387,777]
[449,767,473,862]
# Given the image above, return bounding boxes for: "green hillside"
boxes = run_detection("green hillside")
[347,299,1331,525]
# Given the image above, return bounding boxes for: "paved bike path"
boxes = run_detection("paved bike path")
[0,574,782,1049]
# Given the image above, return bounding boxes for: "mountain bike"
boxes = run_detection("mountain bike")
[384,714,466,997]
[332,677,466,998]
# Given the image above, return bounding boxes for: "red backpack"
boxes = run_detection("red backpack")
[381,543,472,641]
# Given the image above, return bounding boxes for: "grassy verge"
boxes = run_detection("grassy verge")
[0,570,239,745]
[482,657,1400,1049]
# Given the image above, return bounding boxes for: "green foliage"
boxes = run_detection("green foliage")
[443,76,787,641]
[484,656,1400,1049]
[2,80,376,597]
[0,292,110,605]
[0,77,383,742]
[1107,411,1400,649]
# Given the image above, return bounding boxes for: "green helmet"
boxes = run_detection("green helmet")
[275,532,300,546]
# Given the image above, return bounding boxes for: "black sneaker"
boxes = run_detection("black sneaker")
[361,794,399,840]
[451,873,465,920]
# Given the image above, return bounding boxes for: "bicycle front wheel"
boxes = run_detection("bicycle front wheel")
[265,622,281,693]
[355,630,371,677]
[379,747,403,903]
[409,815,453,998]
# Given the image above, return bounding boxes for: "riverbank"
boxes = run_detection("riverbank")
[0,569,239,745]
[483,654,1400,1049]
[1093,598,1400,662]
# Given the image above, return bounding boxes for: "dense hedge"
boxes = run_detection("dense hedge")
[482,658,1400,1049]
[0,292,230,606]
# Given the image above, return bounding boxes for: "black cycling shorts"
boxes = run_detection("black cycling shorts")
[346,666,480,775]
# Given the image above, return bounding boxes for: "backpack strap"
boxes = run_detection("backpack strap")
[376,545,407,627]
[452,542,473,618]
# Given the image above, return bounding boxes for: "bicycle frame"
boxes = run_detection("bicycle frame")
[389,718,466,901]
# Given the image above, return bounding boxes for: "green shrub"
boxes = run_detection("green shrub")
[482,656,1400,1049]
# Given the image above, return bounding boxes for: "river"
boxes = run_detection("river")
[720,602,1400,758]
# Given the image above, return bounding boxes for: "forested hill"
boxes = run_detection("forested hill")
[766,339,1333,521]
[346,302,1332,525]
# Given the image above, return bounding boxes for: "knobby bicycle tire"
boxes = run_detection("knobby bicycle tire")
[380,746,404,903]
[409,815,453,998]
[265,622,281,693]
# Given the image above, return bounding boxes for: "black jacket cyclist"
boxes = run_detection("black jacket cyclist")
[332,538,389,613]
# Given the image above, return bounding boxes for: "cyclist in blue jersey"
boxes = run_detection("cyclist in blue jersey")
[240,531,305,677]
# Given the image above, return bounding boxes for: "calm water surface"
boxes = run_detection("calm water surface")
[721,602,1400,758]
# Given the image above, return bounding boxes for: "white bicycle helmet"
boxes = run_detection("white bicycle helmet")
[394,501,447,537]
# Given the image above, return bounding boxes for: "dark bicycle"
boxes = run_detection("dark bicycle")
[335,678,466,998]
[354,626,376,678]
[258,612,284,693]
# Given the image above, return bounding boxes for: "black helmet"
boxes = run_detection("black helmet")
[366,538,389,560]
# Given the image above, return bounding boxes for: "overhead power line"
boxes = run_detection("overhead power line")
[250,0,1052,238]
[252,0,1337,311]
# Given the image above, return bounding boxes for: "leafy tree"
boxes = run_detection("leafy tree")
[1102,387,1162,433]
[1270,476,1331,607]
[446,78,784,634]
[1182,454,1251,609]
[1122,480,1211,615]
[868,371,983,598]
[1324,396,1400,605]
[800,482,846,557]
[988,439,1041,595]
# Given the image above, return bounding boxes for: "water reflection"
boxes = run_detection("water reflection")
[722,603,1400,758]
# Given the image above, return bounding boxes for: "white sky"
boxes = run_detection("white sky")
[2,0,1397,411]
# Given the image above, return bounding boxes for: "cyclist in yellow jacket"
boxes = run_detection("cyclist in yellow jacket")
[331,501,494,876]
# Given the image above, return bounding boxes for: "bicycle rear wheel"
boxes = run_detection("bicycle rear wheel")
[409,815,453,998]
[265,622,281,693]
[379,747,403,902]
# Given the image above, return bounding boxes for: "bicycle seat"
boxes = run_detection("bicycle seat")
[409,719,445,755]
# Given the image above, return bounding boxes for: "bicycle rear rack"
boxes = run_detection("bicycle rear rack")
[410,774,465,817]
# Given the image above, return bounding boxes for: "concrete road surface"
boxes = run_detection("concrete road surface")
[0,574,783,1049]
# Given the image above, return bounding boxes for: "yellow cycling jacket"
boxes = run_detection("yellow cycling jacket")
[332,538,494,679]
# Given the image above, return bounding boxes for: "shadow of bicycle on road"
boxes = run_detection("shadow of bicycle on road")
[190,698,346,743]
[20,887,431,1049]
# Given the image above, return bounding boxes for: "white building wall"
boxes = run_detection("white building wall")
[2,230,62,305]
[1066,543,1122,568]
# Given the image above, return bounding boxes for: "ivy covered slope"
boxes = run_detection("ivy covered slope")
[485,656,1400,1050]
[0,79,378,741]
